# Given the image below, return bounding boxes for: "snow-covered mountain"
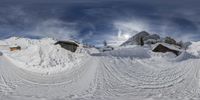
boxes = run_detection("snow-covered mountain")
[121,31,161,46]
[120,31,192,51]
[121,31,163,46]
[120,31,150,46]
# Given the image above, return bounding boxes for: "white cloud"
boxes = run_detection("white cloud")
[114,18,149,36]
[26,19,78,40]
[104,18,150,46]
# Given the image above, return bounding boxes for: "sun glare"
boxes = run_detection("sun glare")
[123,34,130,39]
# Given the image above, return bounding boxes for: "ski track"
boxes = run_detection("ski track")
[0,54,200,100]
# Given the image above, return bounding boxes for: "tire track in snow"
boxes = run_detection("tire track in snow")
[95,57,200,98]
[1,55,200,99]
[0,56,100,99]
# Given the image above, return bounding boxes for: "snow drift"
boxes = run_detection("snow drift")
[187,41,200,57]
[0,37,200,100]
[93,46,150,58]
[0,37,89,74]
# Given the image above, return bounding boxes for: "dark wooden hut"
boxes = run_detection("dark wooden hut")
[54,41,79,52]
[152,43,181,56]
[10,46,21,51]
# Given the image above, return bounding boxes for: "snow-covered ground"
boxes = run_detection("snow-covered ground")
[0,37,89,74]
[0,37,200,100]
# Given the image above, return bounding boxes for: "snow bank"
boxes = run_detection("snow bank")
[149,51,177,59]
[187,41,200,57]
[1,37,89,74]
[76,47,99,55]
[173,51,197,62]
[93,46,150,58]
[1,37,56,48]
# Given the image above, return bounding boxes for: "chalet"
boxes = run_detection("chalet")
[10,46,21,51]
[54,41,79,52]
[152,43,182,56]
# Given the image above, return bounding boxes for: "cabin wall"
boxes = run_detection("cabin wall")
[58,43,78,52]
[153,45,180,56]
[10,46,21,51]
[61,44,77,52]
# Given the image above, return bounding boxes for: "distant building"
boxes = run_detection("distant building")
[152,43,182,56]
[54,41,79,52]
[10,46,21,51]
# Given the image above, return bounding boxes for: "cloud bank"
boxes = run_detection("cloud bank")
[0,0,200,45]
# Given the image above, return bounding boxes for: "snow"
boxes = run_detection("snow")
[0,37,200,100]
[173,51,197,62]
[121,31,150,46]
[121,31,161,46]
[152,42,183,52]
[76,47,99,54]
[187,41,200,57]
[94,46,150,58]
[0,37,89,74]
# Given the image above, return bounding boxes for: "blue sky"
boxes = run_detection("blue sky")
[0,0,200,46]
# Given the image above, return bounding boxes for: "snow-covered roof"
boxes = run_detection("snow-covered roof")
[55,40,79,46]
[152,42,183,52]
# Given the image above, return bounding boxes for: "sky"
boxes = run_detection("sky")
[0,0,200,46]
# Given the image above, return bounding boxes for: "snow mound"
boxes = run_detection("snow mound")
[187,41,200,57]
[93,46,150,58]
[149,51,177,59]
[76,47,99,55]
[1,37,87,74]
[173,51,197,62]
[1,37,56,48]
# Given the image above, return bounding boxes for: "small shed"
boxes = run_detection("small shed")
[10,46,21,51]
[54,41,79,52]
[152,43,181,56]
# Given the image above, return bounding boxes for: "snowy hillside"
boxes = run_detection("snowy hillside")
[187,41,200,56]
[121,31,162,46]
[0,37,92,74]
[0,37,200,100]
[121,31,150,46]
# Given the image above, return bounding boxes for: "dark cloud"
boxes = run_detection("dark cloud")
[0,0,200,45]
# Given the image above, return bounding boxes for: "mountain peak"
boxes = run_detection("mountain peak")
[139,31,149,34]
[120,31,150,46]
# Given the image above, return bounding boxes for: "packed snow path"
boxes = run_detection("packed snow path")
[0,54,200,100]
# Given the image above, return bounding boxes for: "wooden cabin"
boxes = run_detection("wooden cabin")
[10,46,21,51]
[54,41,79,52]
[152,43,181,56]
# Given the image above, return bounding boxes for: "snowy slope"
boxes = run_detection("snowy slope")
[93,46,150,58]
[0,37,90,74]
[121,31,161,46]
[187,41,200,57]
[0,37,200,100]
[121,31,150,46]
